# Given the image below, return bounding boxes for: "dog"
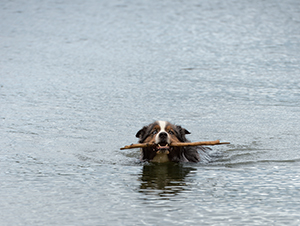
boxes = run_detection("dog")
[136,121,210,163]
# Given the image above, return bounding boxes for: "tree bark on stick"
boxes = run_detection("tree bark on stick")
[120,140,230,150]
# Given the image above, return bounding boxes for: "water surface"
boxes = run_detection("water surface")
[1,0,300,225]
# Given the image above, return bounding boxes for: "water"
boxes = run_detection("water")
[1,0,300,225]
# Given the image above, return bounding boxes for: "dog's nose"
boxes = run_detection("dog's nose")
[159,132,168,139]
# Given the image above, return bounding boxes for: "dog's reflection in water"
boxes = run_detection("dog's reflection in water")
[139,162,196,197]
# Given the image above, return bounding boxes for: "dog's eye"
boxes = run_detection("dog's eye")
[152,130,158,135]
[168,130,174,135]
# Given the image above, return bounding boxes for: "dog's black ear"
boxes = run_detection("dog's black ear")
[183,128,191,135]
[175,125,191,142]
[136,126,148,138]
[176,126,191,135]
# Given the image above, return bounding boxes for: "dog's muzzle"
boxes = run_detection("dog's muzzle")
[154,132,171,154]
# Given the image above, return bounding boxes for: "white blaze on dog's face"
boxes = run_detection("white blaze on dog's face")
[155,121,170,144]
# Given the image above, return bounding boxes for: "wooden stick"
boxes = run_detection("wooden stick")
[120,140,230,150]
[171,140,230,147]
[120,143,155,150]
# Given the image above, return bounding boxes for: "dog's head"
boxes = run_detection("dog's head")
[136,121,191,162]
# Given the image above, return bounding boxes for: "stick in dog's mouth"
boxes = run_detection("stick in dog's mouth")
[120,140,230,150]
[154,143,170,154]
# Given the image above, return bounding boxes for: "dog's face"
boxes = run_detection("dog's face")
[136,121,191,162]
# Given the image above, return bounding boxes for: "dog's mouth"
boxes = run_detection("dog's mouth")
[154,143,171,154]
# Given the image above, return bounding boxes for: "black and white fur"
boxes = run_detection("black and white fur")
[136,121,210,163]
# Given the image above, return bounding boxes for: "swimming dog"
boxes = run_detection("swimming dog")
[136,121,209,163]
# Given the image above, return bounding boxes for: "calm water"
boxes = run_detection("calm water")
[1,0,300,225]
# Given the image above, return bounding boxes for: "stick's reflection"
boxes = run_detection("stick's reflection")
[139,163,196,197]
